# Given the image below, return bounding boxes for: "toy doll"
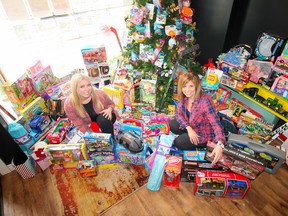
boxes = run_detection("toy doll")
[274,77,288,98]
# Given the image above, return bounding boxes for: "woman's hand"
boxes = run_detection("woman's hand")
[100,107,113,120]
[186,126,200,145]
[209,145,223,165]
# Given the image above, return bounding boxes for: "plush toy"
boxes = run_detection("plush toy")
[181,0,193,24]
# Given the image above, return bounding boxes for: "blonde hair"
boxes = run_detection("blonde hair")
[70,73,103,117]
[177,72,202,102]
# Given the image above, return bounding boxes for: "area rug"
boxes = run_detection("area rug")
[50,163,149,216]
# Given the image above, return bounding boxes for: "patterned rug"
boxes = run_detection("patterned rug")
[50,163,149,216]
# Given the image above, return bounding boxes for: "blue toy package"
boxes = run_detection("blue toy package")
[147,133,175,191]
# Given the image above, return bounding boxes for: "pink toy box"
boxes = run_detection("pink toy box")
[270,75,288,99]
[194,170,250,199]
[246,59,273,83]
[2,73,37,113]
[30,65,56,97]
[26,60,44,76]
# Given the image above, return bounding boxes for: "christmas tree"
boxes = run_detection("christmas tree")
[120,0,202,112]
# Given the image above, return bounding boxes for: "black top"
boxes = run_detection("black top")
[83,99,98,122]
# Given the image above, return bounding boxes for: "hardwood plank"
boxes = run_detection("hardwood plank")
[1,164,288,216]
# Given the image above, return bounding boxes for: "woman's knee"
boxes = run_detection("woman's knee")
[169,119,181,134]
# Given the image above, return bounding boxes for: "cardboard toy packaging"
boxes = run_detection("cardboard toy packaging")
[163,155,182,189]
[78,160,97,177]
[2,73,37,114]
[194,170,250,199]
[44,143,85,169]
[227,133,286,174]
[114,141,151,165]
[205,141,265,179]
[181,150,224,182]
[83,132,116,165]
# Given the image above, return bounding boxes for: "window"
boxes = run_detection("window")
[0,0,132,83]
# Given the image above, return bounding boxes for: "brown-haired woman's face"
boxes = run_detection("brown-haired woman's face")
[182,80,196,99]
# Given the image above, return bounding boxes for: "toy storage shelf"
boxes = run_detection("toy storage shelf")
[220,84,280,126]
[241,81,288,123]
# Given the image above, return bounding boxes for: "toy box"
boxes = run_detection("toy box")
[30,65,56,97]
[30,141,51,171]
[103,86,124,109]
[227,133,286,174]
[194,170,250,199]
[29,114,52,134]
[205,141,265,179]
[26,60,44,76]
[83,132,114,151]
[140,79,157,110]
[20,97,48,120]
[2,73,37,113]
[58,81,72,98]
[45,143,85,169]
[201,68,223,91]
[78,160,97,177]
[87,149,117,165]
[180,150,224,182]
[246,59,273,83]
[46,118,72,144]
[270,76,288,99]
[114,141,151,165]
[163,155,182,189]
[114,79,135,106]
[214,86,231,110]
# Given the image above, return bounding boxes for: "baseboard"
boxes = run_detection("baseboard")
[0,176,3,216]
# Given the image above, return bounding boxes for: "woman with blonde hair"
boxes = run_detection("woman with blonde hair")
[169,72,226,164]
[64,73,119,137]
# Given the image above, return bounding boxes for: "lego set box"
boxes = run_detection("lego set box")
[194,170,251,199]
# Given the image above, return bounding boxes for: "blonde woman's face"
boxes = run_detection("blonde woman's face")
[77,79,92,99]
[182,80,195,99]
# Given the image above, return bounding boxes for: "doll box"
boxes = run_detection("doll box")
[205,141,265,179]
[30,65,56,96]
[270,76,288,99]
[246,59,273,83]
[194,170,250,199]
[83,132,114,151]
[44,143,85,169]
[2,73,37,112]
[227,133,286,174]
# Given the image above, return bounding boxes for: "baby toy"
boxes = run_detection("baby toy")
[181,0,193,24]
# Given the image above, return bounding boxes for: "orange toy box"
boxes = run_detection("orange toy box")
[194,170,250,199]
[78,160,97,177]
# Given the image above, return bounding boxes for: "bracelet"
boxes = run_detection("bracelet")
[216,141,225,149]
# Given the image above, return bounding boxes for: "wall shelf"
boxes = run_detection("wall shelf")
[241,81,288,122]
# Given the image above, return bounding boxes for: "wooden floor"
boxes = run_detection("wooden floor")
[1,165,288,216]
